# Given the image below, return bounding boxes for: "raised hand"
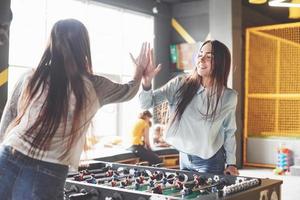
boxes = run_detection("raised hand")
[142,49,162,88]
[130,42,150,77]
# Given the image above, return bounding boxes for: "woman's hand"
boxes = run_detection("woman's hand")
[130,42,150,79]
[142,49,162,88]
[224,165,239,176]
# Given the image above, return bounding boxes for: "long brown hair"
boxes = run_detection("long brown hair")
[139,110,152,120]
[171,40,231,124]
[11,19,93,159]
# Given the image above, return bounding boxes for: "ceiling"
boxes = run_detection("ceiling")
[157,0,297,23]
[242,0,298,23]
[158,0,201,4]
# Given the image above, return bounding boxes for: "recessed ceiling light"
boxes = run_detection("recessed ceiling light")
[269,0,300,8]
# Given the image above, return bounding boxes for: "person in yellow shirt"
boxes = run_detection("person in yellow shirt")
[129,110,161,165]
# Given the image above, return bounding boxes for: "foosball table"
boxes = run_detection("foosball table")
[64,161,282,200]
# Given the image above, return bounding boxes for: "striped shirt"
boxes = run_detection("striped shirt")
[0,71,141,168]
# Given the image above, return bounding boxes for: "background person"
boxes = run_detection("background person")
[153,124,170,147]
[128,110,162,165]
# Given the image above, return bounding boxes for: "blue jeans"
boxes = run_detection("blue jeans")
[180,147,225,175]
[0,145,68,200]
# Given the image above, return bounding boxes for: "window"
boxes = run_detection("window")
[9,0,154,138]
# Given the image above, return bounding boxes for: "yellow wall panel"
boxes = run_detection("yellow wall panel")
[245,23,300,139]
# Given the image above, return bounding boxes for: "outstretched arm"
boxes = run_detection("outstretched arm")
[0,73,28,141]
[92,42,151,106]
[139,74,184,110]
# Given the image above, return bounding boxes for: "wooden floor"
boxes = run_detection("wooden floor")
[239,168,300,200]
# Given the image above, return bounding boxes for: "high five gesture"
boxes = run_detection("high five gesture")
[142,49,162,89]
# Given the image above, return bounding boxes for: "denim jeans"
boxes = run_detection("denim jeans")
[128,145,162,166]
[180,146,225,175]
[0,145,69,200]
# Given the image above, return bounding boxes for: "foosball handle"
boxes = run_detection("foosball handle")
[136,161,149,166]
[69,192,90,200]
[152,163,164,167]
[69,189,99,200]
[105,192,123,200]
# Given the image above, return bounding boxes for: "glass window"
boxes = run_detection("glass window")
[9,0,47,68]
[45,0,88,35]
[9,0,154,139]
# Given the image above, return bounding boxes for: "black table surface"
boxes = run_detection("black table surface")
[90,146,179,162]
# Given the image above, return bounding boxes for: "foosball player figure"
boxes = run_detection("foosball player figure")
[206,177,213,185]
[162,171,167,178]
[105,169,114,177]
[174,179,184,190]
[74,172,85,181]
[123,168,130,175]
[136,176,144,184]
[97,178,105,184]
[162,177,168,187]
[152,184,163,194]
[150,171,159,180]
[120,181,126,188]
[152,171,159,180]
[112,174,119,181]
[200,176,207,185]
[193,175,198,185]
[110,179,117,187]
[86,176,97,184]
[80,169,89,175]
[134,179,141,190]
[141,170,149,178]
[122,177,131,188]
[118,167,129,176]
[175,173,185,182]
[148,179,155,188]
[120,176,131,188]
[148,175,154,181]
[134,168,141,177]
[113,170,120,176]
[156,171,164,181]
[180,185,193,197]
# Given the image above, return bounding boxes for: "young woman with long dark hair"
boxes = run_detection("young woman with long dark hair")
[0,19,150,199]
[140,40,239,175]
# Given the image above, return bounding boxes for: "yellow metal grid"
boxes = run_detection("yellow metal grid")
[244,22,300,167]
